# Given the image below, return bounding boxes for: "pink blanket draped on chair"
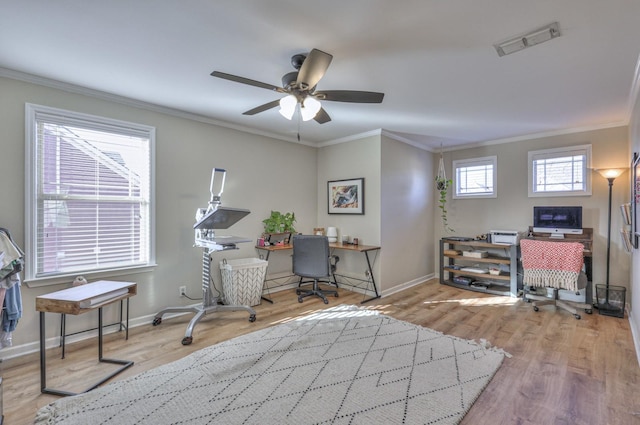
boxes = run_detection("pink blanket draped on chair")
[520,239,584,292]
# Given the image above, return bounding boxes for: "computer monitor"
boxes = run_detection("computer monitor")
[533,206,583,238]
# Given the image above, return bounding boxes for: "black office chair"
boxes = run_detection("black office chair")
[292,234,339,304]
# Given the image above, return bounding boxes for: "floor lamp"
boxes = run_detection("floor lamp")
[595,168,625,315]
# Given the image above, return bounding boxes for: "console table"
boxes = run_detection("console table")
[36,280,137,396]
[440,238,518,297]
[255,242,381,303]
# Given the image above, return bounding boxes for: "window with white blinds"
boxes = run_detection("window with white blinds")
[25,104,155,283]
[453,156,497,199]
[528,144,591,197]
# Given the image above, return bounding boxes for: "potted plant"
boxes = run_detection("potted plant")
[435,176,454,233]
[262,211,296,244]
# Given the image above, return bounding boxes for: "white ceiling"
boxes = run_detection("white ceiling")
[2,0,640,150]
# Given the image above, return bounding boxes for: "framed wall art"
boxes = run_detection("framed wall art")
[328,178,364,215]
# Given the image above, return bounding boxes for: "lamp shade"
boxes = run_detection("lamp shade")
[595,168,625,180]
[278,95,297,120]
[300,97,321,121]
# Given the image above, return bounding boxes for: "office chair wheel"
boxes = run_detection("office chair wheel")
[296,289,301,295]
[298,296,304,303]
[323,298,329,304]
[152,317,162,326]
[574,314,581,320]
[533,306,539,312]
[585,309,593,314]
[334,293,339,297]
[249,314,256,322]
[181,336,193,345]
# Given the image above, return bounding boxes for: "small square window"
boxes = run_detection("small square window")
[528,144,591,197]
[453,156,497,199]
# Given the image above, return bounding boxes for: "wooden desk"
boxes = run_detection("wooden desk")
[36,280,137,396]
[527,227,593,304]
[255,242,381,303]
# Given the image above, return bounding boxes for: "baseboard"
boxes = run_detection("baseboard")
[381,274,435,298]
[629,307,640,369]
[1,276,436,361]
[0,305,200,362]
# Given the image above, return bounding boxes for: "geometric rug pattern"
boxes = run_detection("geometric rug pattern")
[36,305,508,425]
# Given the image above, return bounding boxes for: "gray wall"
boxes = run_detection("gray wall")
[0,76,318,353]
[316,135,383,290]
[3,73,636,363]
[317,134,436,295]
[380,135,434,292]
[434,126,631,293]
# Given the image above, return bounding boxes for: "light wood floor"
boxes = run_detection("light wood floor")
[3,279,640,424]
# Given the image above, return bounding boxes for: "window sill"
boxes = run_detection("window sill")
[24,263,158,288]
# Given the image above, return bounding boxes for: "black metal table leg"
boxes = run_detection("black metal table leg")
[40,307,134,397]
[360,251,381,304]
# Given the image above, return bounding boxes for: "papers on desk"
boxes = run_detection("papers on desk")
[79,288,129,308]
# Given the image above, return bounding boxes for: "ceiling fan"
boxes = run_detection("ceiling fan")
[211,48,384,124]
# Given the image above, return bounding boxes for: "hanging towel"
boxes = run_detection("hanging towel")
[2,275,22,333]
[520,239,584,292]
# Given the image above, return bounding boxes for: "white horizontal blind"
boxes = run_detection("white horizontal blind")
[529,145,591,196]
[26,105,154,280]
[453,156,497,198]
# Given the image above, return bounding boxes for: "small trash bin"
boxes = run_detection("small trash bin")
[595,284,626,318]
[220,258,268,306]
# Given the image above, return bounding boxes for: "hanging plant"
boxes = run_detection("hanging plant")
[436,148,454,233]
[435,176,454,233]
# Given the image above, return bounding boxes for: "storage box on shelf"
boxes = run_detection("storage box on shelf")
[439,238,518,297]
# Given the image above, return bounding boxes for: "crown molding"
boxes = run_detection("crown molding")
[0,67,312,146]
[1,67,632,153]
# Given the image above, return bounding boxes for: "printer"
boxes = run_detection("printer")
[490,230,520,245]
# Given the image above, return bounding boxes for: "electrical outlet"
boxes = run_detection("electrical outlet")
[179,286,187,297]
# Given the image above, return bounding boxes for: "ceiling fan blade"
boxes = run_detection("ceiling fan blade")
[211,71,284,92]
[315,90,385,103]
[243,99,281,115]
[296,49,333,90]
[314,107,331,124]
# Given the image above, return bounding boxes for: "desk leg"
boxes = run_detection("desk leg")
[39,312,47,393]
[360,251,381,304]
[260,250,274,304]
[40,307,135,397]
[126,298,130,340]
[98,307,103,359]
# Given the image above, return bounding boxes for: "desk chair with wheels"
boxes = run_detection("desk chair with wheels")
[520,239,592,319]
[292,234,339,304]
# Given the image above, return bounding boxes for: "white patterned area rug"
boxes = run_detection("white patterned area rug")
[35,305,509,425]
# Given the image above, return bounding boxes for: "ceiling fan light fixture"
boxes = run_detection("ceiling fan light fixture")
[278,95,297,120]
[300,97,321,121]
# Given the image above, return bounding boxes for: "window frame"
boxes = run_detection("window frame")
[25,103,156,286]
[528,144,592,197]
[452,155,497,199]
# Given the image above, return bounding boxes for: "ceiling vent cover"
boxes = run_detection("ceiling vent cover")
[494,22,561,57]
